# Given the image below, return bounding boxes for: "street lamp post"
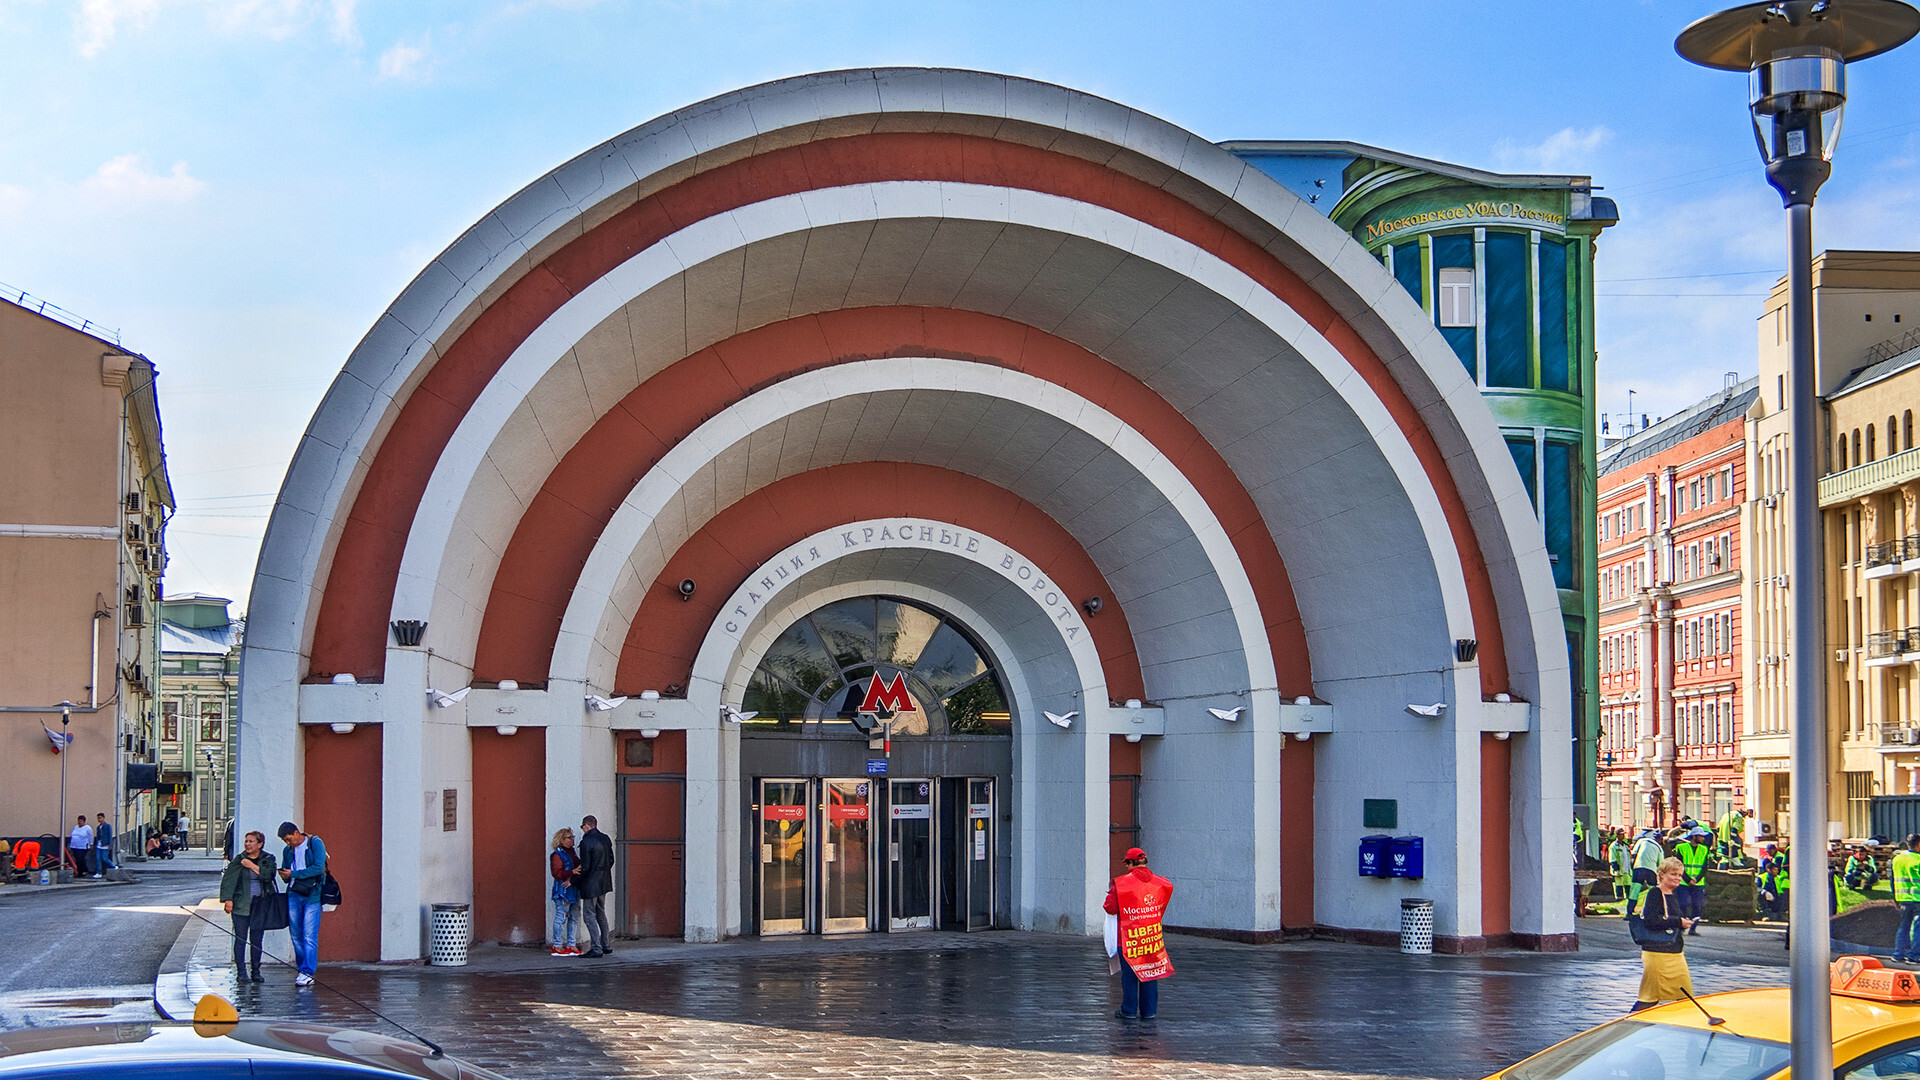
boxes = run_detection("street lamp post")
[57,701,72,881]
[1677,4,1920,1074]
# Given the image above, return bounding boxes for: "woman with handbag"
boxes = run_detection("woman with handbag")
[219,830,280,983]
[1631,856,1695,1011]
[549,828,583,957]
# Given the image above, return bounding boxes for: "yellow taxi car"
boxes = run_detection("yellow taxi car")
[1488,957,1920,1080]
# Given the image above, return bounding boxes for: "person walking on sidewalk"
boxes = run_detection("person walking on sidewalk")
[67,816,94,879]
[576,816,614,958]
[277,822,328,987]
[1104,846,1174,1020]
[1891,835,1920,962]
[1674,828,1712,935]
[549,828,583,957]
[1628,829,1664,915]
[220,830,278,983]
[1632,857,1696,1012]
[92,813,114,876]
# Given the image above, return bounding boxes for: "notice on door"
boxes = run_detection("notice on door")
[974,820,987,861]
[763,805,806,822]
[890,805,930,819]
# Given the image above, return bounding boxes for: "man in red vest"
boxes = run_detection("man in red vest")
[1104,846,1173,1019]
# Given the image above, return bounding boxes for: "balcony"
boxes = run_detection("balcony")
[1822,446,1920,507]
[1869,631,1910,660]
[1881,723,1920,749]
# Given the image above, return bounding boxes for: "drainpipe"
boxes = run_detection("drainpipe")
[1655,587,1677,821]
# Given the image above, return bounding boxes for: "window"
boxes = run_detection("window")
[1507,436,1537,508]
[199,719,223,743]
[1540,238,1572,391]
[1437,268,1475,327]
[743,596,1009,735]
[1485,231,1531,387]
[1854,429,1863,465]
[1543,438,1579,589]
[162,716,179,742]
[1683,788,1701,820]
[1869,424,1878,462]
[1905,409,1914,451]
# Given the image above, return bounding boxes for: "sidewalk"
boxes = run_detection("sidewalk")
[154,911,1799,1080]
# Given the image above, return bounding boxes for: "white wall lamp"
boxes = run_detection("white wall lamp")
[494,725,518,737]
[640,728,661,740]
[329,722,356,734]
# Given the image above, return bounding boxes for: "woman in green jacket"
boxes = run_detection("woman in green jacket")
[219,830,279,982]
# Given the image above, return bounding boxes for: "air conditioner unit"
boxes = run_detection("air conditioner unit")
[1836,649,1849,662]
[1906,729,1920,745]
[1763,495,1778,508]
[125,491,143,514]
[126,522,144,544]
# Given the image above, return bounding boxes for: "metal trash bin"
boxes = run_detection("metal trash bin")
[1400,897,1434,955]
[429,903,471,966]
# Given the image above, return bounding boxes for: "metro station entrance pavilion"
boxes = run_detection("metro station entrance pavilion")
[237,69,1574,961]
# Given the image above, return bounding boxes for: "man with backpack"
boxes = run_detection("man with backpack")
[277,821,329,987]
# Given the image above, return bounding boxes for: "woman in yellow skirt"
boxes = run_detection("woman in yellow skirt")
[1633,856,1696,1010]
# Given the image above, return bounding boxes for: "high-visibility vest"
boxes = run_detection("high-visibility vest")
[1632,837,1663,871]
[1609,841,1629,874]
[1893,850,1920,902]
[1676,841,1710,885]
[1775,851,1790,892]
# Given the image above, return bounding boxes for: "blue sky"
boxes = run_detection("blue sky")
[5,0,1920,608]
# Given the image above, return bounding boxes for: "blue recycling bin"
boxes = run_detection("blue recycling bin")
[1388,835,1424,879]
[1358,834,1391,877]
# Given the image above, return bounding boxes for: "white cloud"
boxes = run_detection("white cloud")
[76,0,160,58]
[83,154,206,203]
[0,184,30,216]
[377,37,430,80]
[1493,126,1613,174]
[71,0,362,55]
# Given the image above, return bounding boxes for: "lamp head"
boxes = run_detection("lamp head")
[1676,0,1920,205]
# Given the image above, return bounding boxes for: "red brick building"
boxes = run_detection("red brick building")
[1596,379,1754,834]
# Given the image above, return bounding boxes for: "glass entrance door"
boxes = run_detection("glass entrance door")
[758,778,810,934]
[965,777,994,931]
[822,779,873,933]
[889,779,933,930]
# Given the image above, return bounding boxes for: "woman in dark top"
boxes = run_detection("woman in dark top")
[219,830,278,982]
[1633,856,1695,1011]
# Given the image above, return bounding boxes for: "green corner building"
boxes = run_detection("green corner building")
[1221,142,1618,830]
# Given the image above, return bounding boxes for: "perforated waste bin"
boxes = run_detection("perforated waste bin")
[429,903,470,966]
[1400,897,1434,955]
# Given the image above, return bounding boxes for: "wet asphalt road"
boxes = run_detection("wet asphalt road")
[0,870,218,1029]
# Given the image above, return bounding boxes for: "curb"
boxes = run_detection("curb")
[154,899,221,1021]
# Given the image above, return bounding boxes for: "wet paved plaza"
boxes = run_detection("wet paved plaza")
[167,914,1791,1080]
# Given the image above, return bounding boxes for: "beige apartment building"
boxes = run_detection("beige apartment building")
[0,293,171,860]
[1748,251,1920,841]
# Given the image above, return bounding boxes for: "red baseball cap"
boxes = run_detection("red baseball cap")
[1124,847,1147,860]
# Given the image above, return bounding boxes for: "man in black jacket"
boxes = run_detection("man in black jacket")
[577,816,615,957]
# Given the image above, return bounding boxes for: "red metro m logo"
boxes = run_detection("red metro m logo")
[859,672,917,715]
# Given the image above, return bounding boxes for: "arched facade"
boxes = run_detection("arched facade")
[237,68,1573,960]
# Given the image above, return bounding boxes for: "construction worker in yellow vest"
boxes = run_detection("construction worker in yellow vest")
[1891,834,1920,963]
[1715,808,1748,866]
[1573,815,1587,868]
[1674,827,1712,935]
[1628,829,1664,916]
[1608,830,1631,900]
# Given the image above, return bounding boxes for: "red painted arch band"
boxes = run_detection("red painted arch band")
[309,130,1508,694]
[470,307,1308,696]
[611,461,1144,698]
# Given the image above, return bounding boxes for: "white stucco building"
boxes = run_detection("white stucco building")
[237,69,1573,961]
